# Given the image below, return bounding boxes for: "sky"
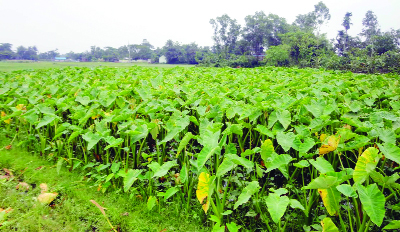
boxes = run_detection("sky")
[1,0,399,54]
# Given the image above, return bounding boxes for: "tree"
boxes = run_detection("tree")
[163,40,182,64]
[293,1,330,34]
[342,12,352,34]
[335,12,353,56]
[360,10,380,44]
[90,46,104,59]
[279,31,333,67]
[0,43,15,60]
[293,13,316,32]
[313,1,331,34]
[38,49,59,60]
[102,47,119,62]
[242,12,288,55]
[181,43,200,64]
[233,39,251,55]
[209,14,241,56]
[373,32,397,55]
[16,46,38,60]
[195,46,212,63]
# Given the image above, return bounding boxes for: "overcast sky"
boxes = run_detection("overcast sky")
[1,0,399,54]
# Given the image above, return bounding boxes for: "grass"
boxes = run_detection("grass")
[0,61,195,72]
[0,136,208,231]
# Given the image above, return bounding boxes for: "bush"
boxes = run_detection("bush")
[264,45,290,67]
[197,53,258,68]
[382,50,400,73]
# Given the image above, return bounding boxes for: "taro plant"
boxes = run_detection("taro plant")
[0,66,399,231]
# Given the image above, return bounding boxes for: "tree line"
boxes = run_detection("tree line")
[0,39,211,64]
[200,2,400,73]
[1,1,399,73]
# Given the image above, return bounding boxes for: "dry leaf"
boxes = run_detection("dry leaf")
[0,168,14,180]
[16,182,30,191]
[0,207,13,214]
[35,166,44,170]
[90,200,106,217]
[343,124,352,130]
[38,192,58,204]
[121,212,129,216]
[4,145,12,150]
[16,104,26,111]
[3,168,12,176]
[40,183,49,193]
[319,135,341,155]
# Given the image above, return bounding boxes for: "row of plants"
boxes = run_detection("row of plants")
[1,66,399,231]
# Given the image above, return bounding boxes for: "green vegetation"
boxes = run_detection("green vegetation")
[201,5,400,73]
[0,136,207,231]
[2,2,399,73]
[0,61,195,72]
[1,66,400,231]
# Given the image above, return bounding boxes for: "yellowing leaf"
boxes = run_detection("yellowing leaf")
[1,111,6,117]
[319,135,340,155]
[37,192,58,204]
[320,134,328,142]
[16,104,26,111]
[202,199,210,213]
[196,172,210,204]
[318,188,341,216]
[353,147,381,184]
[196,172,212,213]
[321,217,339,232]
[5,119,11,124]
[147,196,158,211]
[328,135,340,148]
[261,139,275,164]
[91,115,100,119]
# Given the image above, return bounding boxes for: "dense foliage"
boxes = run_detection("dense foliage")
[1,66,400,231]
[199,4,400,74]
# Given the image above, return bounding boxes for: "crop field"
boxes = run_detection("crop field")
[1,66,400,231]
[0,61,195,72]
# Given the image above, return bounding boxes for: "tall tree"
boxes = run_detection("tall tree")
[293,13,316,32]
[242,12,288,55]
[313,1,331,34]
[294,1,330,34]
[360,10,380,44]
[336,12,353,55]
[342,12,352,35]
[209,14,241,56]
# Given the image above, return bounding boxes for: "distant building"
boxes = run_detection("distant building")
[55,57,67,62]
[252,55,265,61]
[159,55,167,64]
